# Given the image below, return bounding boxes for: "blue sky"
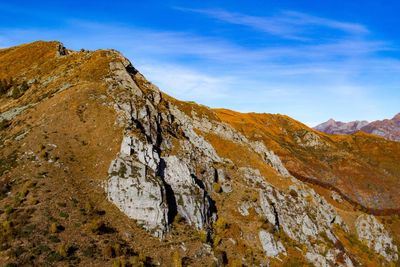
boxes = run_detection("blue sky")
[1,1,400,126]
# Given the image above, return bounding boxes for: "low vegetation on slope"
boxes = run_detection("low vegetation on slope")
[0,41,399,266]
[214,109,400,212]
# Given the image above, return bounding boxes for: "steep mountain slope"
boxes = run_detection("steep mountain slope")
[315,114,400,141]
[0,41,399,266]
[360,113,400,142]
[215,110,400,212]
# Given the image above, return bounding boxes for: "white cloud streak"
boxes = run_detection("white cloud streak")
[139,64,232,102]
[176,8,369,40]
[0,10,399,125]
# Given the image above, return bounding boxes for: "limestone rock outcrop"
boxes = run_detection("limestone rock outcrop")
[2,41,400,267]
[101,52,399,265]
[107,155,169,238]
[259,230,286,257]
[162,156,215,229]
[355,214,398,261]
[104,52,219,238]
[240,166,354,266]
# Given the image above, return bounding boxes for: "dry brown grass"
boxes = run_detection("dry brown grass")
[213,108,400,212]
[0,41,218,267]
[1,41,399,266]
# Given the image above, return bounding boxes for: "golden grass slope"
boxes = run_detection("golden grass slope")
[1,41,400,266]
[213,108,400,212]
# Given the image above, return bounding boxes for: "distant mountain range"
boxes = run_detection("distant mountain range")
[315,113,400,141]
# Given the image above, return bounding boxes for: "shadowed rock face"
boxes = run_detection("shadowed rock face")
[104,55,220,238]
[1,41,399,266]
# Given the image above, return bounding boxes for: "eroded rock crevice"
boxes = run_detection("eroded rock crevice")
[102,53,399,265]
[104,55,219,238]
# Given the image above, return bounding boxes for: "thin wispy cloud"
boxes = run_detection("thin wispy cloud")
[139,64,231,102]
[66,19,392,69]
[1,18,388,68]
[280,11,368,35]
[176,7,368,40]
[1,4,399,125]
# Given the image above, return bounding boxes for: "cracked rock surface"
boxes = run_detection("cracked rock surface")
[101,52,399,265]
[355,214,398,261]
[104,53,219,238]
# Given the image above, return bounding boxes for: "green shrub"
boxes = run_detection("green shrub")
[0,153,17,176]
[213,235,222,247]
[2,220,12,232]
[32,244,51,255]
[173,214,185,224]
[10,81,29,99]
[17,224,36,238]
[197,230,208,243]
[20,81,29,93]
[59,211,69,218]
[4,206,14,215]
[129,253,152,266]
[214,217,228,231]
[82,244,97,257]
[9,246,25,258]
[213,183,222,193]
[46,251,63,262]
[250,194,258,202]
[48,235,61,243]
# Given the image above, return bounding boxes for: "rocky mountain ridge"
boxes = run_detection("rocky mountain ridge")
[315,114,400,141]
[0,41,399,266]
[314,119,369,135]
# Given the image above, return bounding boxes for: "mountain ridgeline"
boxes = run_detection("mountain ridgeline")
[315,114,400,142]
[1,41,400,266]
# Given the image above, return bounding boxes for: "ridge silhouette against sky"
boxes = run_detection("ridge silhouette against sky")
[1,0,399,126]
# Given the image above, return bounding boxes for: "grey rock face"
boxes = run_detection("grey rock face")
[215,169,232,193]
[240,166,353,266]
[101,52,397,266]
[107,156,169,238]
[250,141,290,177]
[355,214,398,261]
[259,230,286,257]
[0,103,36,121]
[238,202,252,216]
[104,54,218,238]
[106,128,169,237]
[162,156,214,229]
[294,131,325,148]
[331,191,343,203]
[191,114,291,177]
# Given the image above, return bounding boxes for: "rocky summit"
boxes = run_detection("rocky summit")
[315,114,400,142]
[314,119,369,135]
[1,41,400,266]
